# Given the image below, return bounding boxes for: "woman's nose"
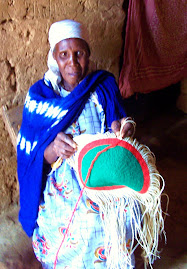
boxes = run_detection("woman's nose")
[69,53,78,66]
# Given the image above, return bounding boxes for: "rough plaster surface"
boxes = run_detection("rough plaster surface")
[0,119,18,211]
[0,0,125,212]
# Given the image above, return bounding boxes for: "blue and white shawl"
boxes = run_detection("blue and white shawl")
[17,70,126,237]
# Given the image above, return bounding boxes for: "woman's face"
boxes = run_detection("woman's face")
[53,38,90,91]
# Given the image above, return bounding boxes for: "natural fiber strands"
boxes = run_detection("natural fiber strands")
[67,132,166,269]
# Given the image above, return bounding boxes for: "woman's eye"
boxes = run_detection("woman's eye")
[60,52,67,58]
[77,51,84,57]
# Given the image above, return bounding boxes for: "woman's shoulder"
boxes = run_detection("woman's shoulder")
[29,78,49,90]
[29,78,59,98]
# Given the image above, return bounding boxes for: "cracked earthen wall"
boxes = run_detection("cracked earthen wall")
[0,0,125,212]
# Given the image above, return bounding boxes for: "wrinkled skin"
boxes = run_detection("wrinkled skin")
[53,38,90,92]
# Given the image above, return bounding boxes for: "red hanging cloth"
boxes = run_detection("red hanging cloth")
[119,0,187,98]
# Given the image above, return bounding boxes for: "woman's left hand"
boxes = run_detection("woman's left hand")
[111,117,135,139]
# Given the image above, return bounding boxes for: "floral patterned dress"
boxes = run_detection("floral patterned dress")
[32,90,135,269]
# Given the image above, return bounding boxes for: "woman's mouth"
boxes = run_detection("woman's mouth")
[68,71,81,77]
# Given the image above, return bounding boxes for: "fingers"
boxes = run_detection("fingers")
[111,120,121,137]
[111,117,135,139]
[120,122,134,138]
[53,132,77,159]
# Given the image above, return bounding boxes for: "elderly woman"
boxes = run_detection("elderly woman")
[17,20,135,268]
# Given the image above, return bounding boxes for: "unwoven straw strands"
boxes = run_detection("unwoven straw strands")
[68,131,166,269]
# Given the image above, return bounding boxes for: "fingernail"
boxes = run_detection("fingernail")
[74,145,78,151]
[72,143,77,148]
[116,131,120,137]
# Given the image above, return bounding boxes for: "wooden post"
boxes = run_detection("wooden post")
[1,105,23,151]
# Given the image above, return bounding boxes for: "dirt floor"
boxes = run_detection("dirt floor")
[0,88,186,269]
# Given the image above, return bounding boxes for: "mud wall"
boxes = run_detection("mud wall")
[0,0,125,212]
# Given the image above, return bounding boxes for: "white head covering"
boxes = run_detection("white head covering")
[44,19,89,93]
[49,19,89,52]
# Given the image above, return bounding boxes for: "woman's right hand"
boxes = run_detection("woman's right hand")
[44,132,77,164]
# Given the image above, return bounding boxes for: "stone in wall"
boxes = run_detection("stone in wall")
[0,119,18,211]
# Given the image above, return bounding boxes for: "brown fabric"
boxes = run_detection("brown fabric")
[119,0,187,98]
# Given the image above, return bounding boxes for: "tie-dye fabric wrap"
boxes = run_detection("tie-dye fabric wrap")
[17,70,126,237]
